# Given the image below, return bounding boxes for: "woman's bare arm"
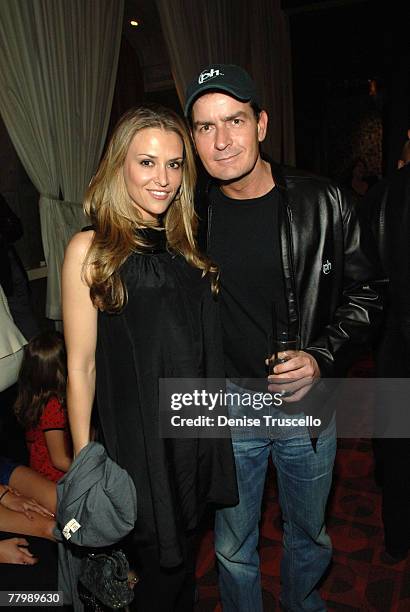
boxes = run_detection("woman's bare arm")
[62,230,97,456]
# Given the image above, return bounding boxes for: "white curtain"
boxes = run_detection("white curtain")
[0,0,124,320]
[156,0,295,165]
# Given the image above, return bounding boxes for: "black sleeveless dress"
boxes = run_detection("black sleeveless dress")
[95,229,238,568]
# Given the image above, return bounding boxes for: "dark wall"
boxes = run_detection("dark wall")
[287,1,408,178]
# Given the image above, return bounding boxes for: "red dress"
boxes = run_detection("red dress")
[26,397,70,482]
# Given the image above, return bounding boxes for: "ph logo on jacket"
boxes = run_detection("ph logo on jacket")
[198,68,224,84]
[322,259,332,275]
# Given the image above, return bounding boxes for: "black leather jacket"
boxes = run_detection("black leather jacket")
[196,158,385,378]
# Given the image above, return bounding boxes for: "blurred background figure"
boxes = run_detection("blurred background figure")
[397,131,410,169]
[0,457,57,591]
[0,457,55,540]
[0,284,26,394]
[0,282,28,463]
[364,133,410,563]
[341,157,379,198]
[0,299,58,592]
[0,193,39,341]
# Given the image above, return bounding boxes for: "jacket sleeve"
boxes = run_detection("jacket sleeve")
[305,190,386,376]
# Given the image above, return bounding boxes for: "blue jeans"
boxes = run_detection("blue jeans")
[215,393,336,611]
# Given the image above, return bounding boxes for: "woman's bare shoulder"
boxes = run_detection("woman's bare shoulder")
[65,229,94,262]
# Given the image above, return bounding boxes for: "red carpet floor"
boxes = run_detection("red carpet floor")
[195,437,410,611]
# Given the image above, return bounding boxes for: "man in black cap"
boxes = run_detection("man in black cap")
[185,64,383,611]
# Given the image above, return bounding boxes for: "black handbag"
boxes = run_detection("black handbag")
[78,549,135,610]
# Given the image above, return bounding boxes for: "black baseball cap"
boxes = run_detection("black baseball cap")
[184,64,261,117]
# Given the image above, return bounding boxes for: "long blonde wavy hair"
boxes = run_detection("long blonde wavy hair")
[83,105,217,312]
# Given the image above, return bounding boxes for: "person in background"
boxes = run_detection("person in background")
[0,192,39,340]
[3,459,56,514]
[1,455,56,516]
[14,331,72,483]
[0,477,55,542]
[0,537,37,565]
[0,459,56,579]
[0,282,28,465]
[0,283,26,393]
[341,157,379,198]
[364,132,410,563]
[62,105,238,611]
[184,63,383,612]
[397,135,410,169]
[0,530,57,591]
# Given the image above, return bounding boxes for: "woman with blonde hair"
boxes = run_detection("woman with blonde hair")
[62,105,237,610]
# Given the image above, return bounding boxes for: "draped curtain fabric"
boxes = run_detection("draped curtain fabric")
[156,0,295,165]
[0,0,124,319]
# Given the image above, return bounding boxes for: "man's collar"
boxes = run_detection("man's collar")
[261,154,287,192]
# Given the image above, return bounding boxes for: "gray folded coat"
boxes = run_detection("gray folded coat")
[55,442,137,610]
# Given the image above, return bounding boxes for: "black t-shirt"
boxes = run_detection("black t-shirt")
[208,184,288,378]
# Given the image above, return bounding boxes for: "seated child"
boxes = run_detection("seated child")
[14,331,72,482]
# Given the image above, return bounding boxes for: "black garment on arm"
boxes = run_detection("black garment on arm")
[208,185,288,378]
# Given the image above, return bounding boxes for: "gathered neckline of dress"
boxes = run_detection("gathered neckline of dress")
[135,227,167,254]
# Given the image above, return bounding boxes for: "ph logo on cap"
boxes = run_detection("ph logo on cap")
[198,68,224,85]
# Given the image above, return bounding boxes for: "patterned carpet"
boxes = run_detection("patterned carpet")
[194,351,410,611]
[195,439,410,611]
